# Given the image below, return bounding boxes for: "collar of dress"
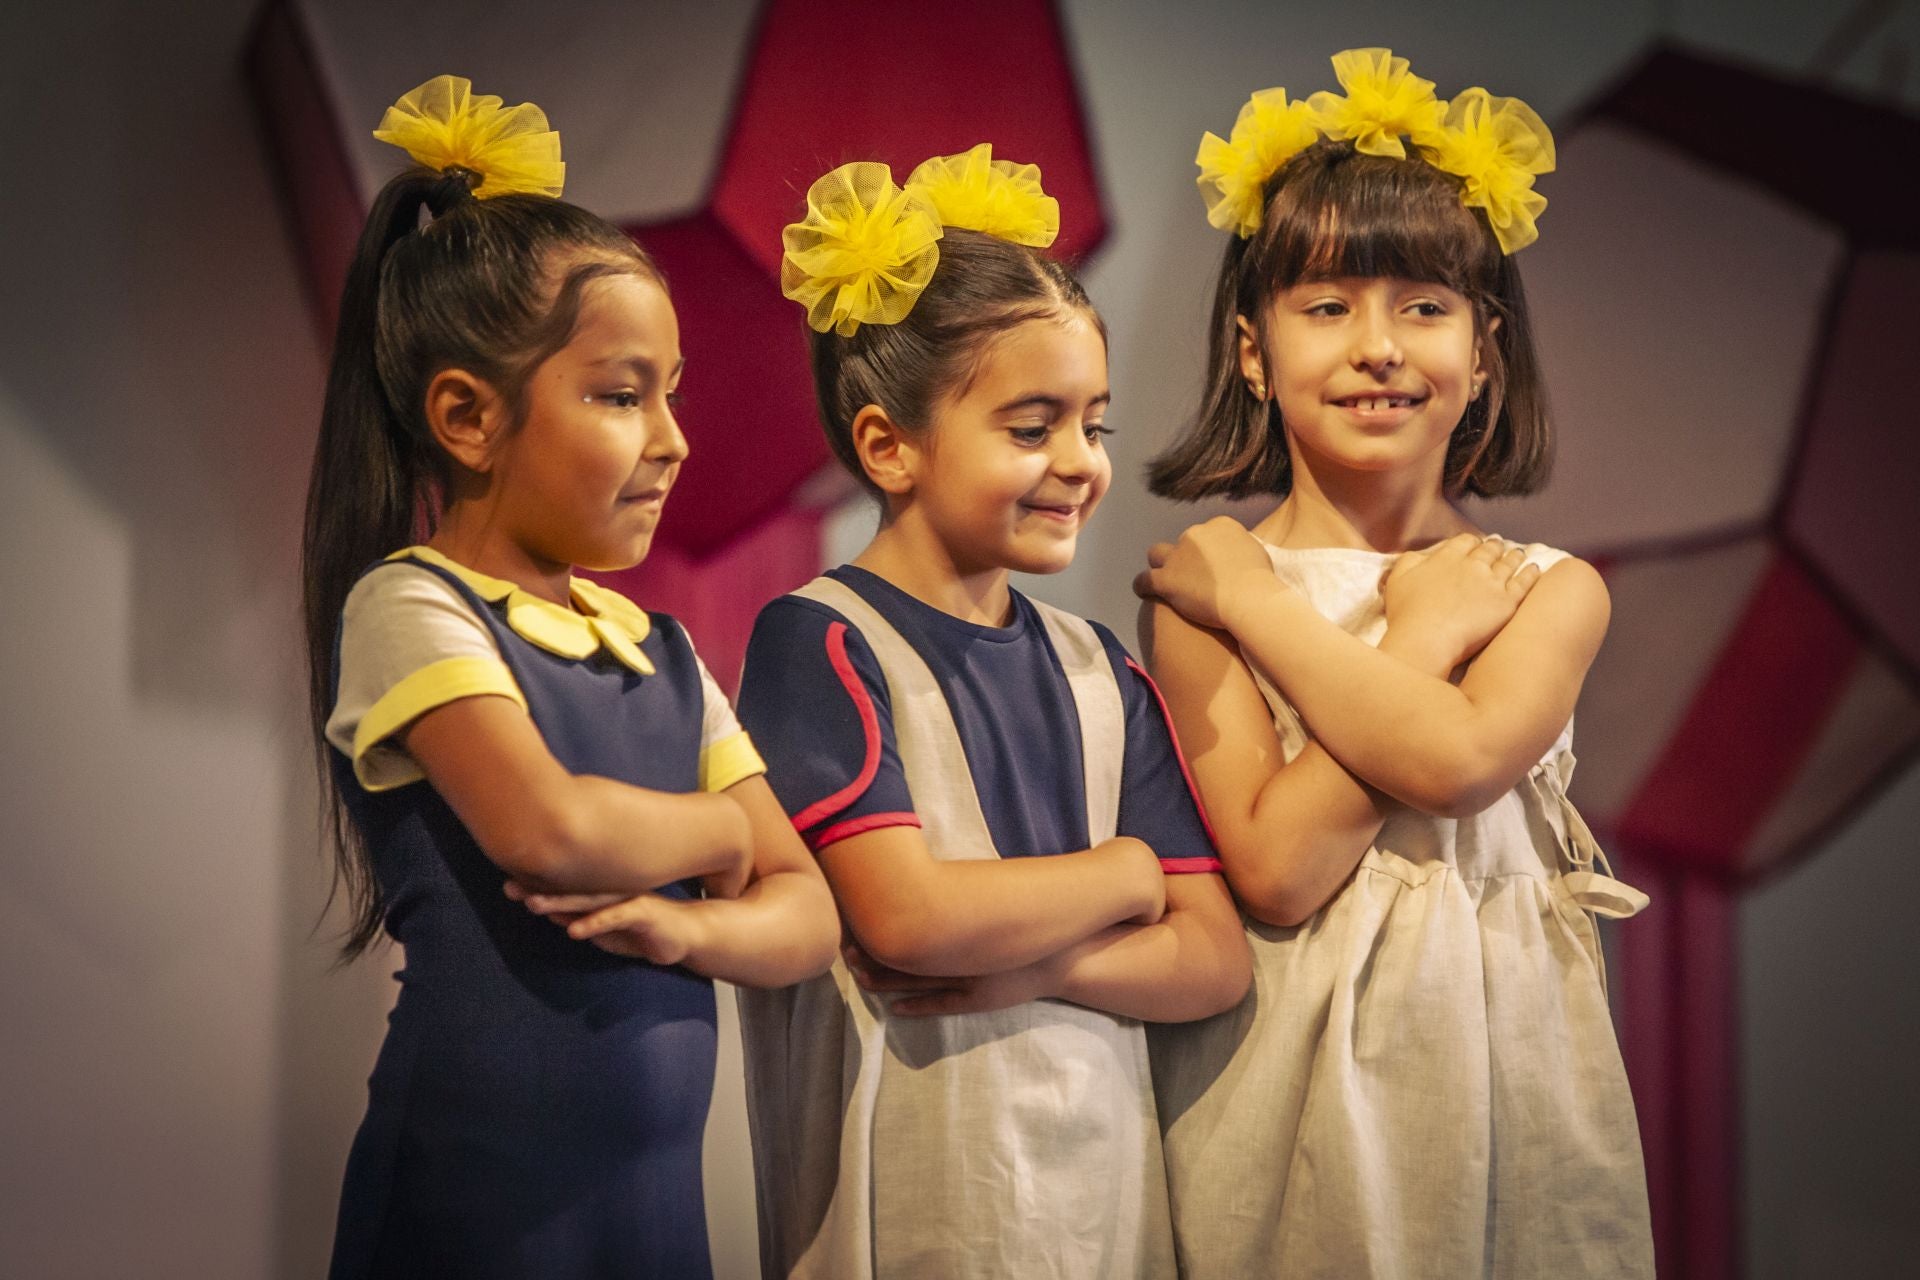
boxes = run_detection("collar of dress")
[394,545,656,677]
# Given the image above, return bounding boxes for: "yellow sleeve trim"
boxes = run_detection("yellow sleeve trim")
[352,656,527,791]
[701,730,767,794]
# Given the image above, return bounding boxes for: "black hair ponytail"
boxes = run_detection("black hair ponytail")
[302,168,657,957]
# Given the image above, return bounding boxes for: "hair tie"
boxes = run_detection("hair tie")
[782,146,1061,335]
[1196,49,1554,254]
[904,144,1059,248]
[372,75,565,200]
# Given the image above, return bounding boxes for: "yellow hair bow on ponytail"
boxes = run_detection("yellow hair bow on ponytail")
[782,145,1061,335]
[905,144,1059,248]
[372,75,565,199]
[780,162,945,336]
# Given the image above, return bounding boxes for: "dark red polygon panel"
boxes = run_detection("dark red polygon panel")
[624,212,820,558]
[710,0,1110,280]
[1785,251,1920,673]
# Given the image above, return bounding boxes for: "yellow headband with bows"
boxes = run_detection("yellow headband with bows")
[781,144,1060,336]
[372,75,566,199]
[1196,49,1555,254]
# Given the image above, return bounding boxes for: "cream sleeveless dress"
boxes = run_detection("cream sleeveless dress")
[1149,541,1654,1279]
[738,576,1177,1279]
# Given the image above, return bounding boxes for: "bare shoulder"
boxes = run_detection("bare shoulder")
[1496,552,1610,669]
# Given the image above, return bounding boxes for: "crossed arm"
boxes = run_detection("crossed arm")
[404,695,840,987]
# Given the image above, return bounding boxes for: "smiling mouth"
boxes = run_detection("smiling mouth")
[620,486,669,506]
[1332,393,1425,411]
[1022,502,1082,523]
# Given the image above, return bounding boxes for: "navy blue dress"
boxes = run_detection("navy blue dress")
[328,557,717,1280]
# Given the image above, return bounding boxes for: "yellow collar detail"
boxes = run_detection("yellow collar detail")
[394,546,655,676]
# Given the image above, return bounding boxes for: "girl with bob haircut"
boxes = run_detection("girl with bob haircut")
[734,148,1251,1278]
[306,77,836,1279]
[1138,50,1654,1277]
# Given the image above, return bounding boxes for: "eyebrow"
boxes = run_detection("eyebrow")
[588,355,686,379]
[993,391,1111,415]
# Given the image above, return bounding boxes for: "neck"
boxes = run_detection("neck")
[852,509,1014,627]
[1255,445,1475,552]
[429,499,573,606]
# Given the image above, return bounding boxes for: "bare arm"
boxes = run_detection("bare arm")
[1222,557,1608,816]
[815,826,1167,977]
[403,694,750,893]
[853,870,1251,1022]
[522,775,841,988]
[1142,599,1390,927]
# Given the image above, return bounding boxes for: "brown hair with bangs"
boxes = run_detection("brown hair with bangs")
[810,227,1104,504]
[1148,138,1551,501]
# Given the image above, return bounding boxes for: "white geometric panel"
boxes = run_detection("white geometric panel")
[1496,123,1844,550]
[298,0,763,221]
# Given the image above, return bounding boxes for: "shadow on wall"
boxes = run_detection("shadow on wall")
[0,2,391,1275]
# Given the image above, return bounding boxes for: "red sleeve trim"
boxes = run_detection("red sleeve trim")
[1125,657,1221,847]
[790,621,883,832]
[808,811,922,852]
[1159,856,1226,875]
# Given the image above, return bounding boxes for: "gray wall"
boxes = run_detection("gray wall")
[1,2,1911,1276]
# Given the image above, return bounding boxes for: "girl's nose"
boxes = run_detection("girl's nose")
[1052,427,1098,482]
[648,408,690,465]
[1350,306,1403,374]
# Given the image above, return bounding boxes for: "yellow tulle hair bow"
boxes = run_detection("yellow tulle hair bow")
[1195,88,1321,238]
[1197,49,1554,253]
[1417,88,1556,254]
[905,144,1059,248]
[781,162,945,336]
[782,146,1059,335]
[372,75,565,199]
[1307,49,1445,159]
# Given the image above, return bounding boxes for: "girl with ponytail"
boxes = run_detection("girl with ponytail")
[304,78,836,1279]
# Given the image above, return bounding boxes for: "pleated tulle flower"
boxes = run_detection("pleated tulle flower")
[372,75,565,198]
[781,162,945,336]
[1196,88,1323,238]
[905,144,1059,247]
[1419,87,1557,253]
[1307,48,1445,159]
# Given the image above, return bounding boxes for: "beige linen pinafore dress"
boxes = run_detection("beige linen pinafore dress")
[1149,541,1654,1279]
[738,576,1177,1279]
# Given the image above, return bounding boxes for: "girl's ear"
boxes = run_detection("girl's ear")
[1472,314,1503,396]
[424,368,508,473]
[1235,314,1269,400]
[851,404,919,497]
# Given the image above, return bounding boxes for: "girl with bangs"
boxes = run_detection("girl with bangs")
[1137,52,1655,1277]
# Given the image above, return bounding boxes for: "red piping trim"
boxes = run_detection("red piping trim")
[790,622,882,831]
[1126,657,1221,846]
[809,811,921,851]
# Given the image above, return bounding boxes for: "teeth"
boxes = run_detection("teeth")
[1349,397,1412,410]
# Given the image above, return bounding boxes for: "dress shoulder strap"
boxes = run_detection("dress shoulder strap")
[1027,598,1124,847]
[790,577,998,862]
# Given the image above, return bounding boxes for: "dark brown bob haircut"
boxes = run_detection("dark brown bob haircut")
[809,227,1103,502]
[1148,138,1552,502]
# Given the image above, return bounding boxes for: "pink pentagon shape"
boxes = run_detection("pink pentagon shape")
[1783,251,1920,673]
[709,0,1109,280]
[623,212,820,558]
[1609,547,1865,882]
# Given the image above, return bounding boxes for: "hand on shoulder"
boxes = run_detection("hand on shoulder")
[1133,516,1278,632]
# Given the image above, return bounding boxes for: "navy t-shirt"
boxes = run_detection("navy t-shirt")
[736,565,1220,870]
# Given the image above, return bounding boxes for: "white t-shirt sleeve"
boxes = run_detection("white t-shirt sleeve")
[325,563,525,792]
[693,649,766,793]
